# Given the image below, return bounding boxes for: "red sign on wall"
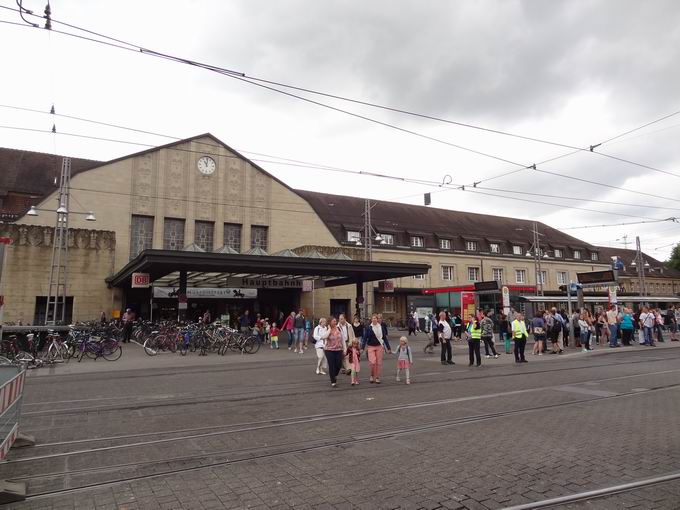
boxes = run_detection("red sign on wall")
[461,292,476,324]
[131,273,150,288]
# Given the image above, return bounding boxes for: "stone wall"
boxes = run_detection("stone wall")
[0,223,116,324]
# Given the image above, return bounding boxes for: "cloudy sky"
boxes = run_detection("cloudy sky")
[2,0,680,259]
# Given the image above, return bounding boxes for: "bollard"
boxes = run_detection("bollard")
[0,366,33,504]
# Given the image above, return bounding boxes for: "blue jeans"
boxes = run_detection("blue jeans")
[643,326,653,345]
[609,325,618,347]
[580,331,590,350]
[294,327,305,344]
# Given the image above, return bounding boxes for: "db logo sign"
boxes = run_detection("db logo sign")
[132,273,151,288]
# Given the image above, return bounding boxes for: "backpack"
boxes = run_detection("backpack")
[550,316,562,335]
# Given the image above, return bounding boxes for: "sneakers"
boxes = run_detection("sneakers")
[375,379,381,384]
[485,355,491,359]
[494,354,500,359]
[293,349,298,353]
[331,383,337,388]
[288,347,292,351]
[320,371,327,375]
[406,379,411,385]
[396,377,401,382]
[582,348,588,353]
[369,376,375,383]
[316,369,320,375]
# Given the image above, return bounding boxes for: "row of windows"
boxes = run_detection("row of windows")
[130,215,268,259]
[345,231,597,260]
[420,266,573,285]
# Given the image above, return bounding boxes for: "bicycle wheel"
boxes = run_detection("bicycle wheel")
[143,336,161,356]
[102,341,122,361]
[243,337,260,354]
[167,337,177,353]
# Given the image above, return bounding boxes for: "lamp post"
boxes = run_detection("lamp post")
[354,199,386,317]
[516,222,549,297]
[631,236,649,306]
[27,158,96,324]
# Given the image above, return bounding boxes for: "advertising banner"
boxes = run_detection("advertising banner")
[461,292,476,323]
[153,287,257,299]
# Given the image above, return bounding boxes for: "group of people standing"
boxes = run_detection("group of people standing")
[312,313,412,387]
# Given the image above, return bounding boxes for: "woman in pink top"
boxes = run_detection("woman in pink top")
[324,317,344,387]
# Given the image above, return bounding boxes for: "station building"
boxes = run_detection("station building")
[1,134,678,326]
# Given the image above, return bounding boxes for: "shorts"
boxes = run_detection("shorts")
[271,336,278,342]
[533,334,546,342]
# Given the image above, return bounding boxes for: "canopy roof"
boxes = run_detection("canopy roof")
[107,249,430,289]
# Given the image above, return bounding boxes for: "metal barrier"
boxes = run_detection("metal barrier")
[0,366,32,503]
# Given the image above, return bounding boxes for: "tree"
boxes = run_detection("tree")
[666,243,680,271]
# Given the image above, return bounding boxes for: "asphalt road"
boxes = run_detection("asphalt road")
[3,333,680,510]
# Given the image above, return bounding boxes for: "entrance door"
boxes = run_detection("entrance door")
[330,299,350,318]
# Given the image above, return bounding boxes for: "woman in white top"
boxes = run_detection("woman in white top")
[313,318,330,375]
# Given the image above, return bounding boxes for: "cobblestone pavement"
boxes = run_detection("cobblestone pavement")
[3,335,680,509]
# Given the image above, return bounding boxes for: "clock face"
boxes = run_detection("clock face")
[197,156,216,175]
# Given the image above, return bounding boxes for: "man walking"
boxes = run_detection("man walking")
[437,311,454,365]
[480,310,499,359]
[606,305,620,348]
[512,312,528,363]
[547,307,565,354]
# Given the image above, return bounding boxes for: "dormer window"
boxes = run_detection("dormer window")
[439,239,451,250]
[346,231,361,243]
[490,243,500,253]
[466,241,477,251]
[512,245,522,255]
[411,236,424,248]
[554,248,562,258]
[591,252,599,261]
[573,250,581,260]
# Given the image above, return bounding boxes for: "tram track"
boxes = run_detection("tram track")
[15,381,680,501]
[21,349,680,418]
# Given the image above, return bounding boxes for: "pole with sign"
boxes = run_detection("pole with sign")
[501,286,510,316]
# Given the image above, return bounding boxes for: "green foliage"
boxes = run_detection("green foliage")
[666,244,680,271]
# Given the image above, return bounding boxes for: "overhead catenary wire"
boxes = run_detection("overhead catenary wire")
[2,7,680,186]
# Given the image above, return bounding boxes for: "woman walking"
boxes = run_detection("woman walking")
[531,311,546,356]
[324,318,344,387]
[313,318,329,375]
[282,311,295,350]
[362,314,387,383]
[620,307,634,346]
[499,312,511,354]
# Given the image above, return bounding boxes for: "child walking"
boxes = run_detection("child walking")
[395,336,413,384]
[270,322,280,349]
[346,338,361,385]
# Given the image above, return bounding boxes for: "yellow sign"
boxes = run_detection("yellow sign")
[111,310,121,319]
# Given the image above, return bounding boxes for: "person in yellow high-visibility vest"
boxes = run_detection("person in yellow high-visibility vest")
[511,312,528,363]
[466,318,482,366]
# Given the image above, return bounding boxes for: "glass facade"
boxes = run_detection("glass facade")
[194,221,214,252]
[251,225,268,250]
[163,218,185,250]
[223,223,242,252]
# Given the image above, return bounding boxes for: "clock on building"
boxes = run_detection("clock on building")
[197,156,216,175]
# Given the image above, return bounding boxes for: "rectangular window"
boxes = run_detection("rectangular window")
[347,230,361,243]
[163,218,185,250]
[538,271,547,285]
[557,271,568,285]
[130,215,154,259]
[492,268,503,282]
[382,296,396,313]
[515,269,527,284]
[251,225,268,251]
[490,243,500,253]
[439,239,451,250]
[573,250,581,260]
[466,241,477,251]
[380,233,394,245]
[512,245,522,255]
[411,236,424,248]
[223,223,242,252]
[194,221,214,252]
[554,248,563,258]
[591,252,599,261]
[468,266,480,282]
[441,265,455,281]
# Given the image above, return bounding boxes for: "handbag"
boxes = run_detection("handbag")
[638,330,644,343]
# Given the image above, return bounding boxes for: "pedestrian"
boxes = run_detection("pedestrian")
[499,312,511,354]
[654,308,665,343]
[639,306,655,346]
[351,315,364,344]
[466,317,482,367]
[407,314,417,336]
[423,329,436,354]
[313,318,329,375]
[270,322,280,349]
[239,310,251,334]
[362,314,387,383]
[122,308,135,343]
[395,336,413,384]
[452,313,463,339]
[572,310,582,348]
[100,311,107,324]
[282,311,295,350]
[531,310,546,356]
[346,338,362,385]
[547,308,565,354]
[293,309,306,354]
[480,310,499,359]
[606,305,620,348]
[511,312,528,363]
[620,308,634,346]
[323,318,344,387]
[202,309,211,324]
[671,306,680,341]
[437,311,454,365]
[305,317,312,349]
[579,312,592,352]
[338,314,355,375]
[264,319,271,344]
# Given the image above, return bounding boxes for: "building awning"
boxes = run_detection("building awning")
[106,249,430,289]
[519,295,680,303]
[423,285,536,294]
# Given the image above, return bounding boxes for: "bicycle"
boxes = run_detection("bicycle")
[77,336,122,361]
